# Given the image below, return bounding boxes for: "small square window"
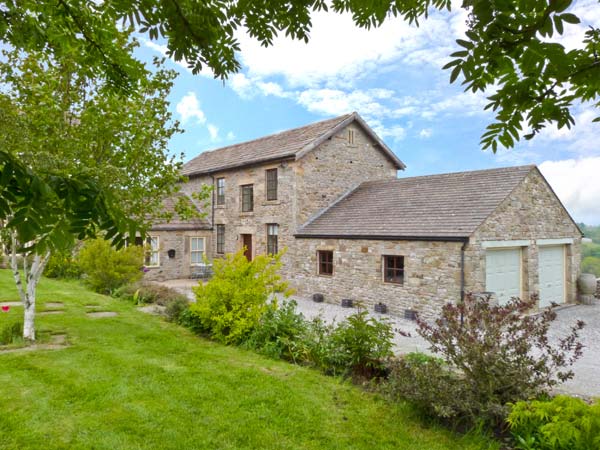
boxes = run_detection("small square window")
[318,250,333,276]
[265,168,278,201]
[383,255,404,284]
[241,184,253,212]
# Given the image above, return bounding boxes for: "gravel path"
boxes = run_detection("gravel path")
[287,294,600,398]
[157,280,600,398]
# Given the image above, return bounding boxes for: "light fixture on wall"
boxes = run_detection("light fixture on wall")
[167,249,176,259]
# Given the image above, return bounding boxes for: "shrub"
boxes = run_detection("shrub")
[323,308,394,378]
[245,300,308,362]
[508,396,600,450]
[386,353,471,423]
[77,238,144,294]
[165,297,190,323]
[44,250,81,279]
[389,294,585,428]
[0,320,23,345]
[114,282,188,306]
[188,249,291,345]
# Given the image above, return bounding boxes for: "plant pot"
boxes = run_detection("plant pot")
[312,293,324,303]
[374,303,387,314]
[341,298,353,308]
[578,273,597,296]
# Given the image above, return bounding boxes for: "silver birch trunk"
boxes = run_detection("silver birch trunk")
[9,232,50,341]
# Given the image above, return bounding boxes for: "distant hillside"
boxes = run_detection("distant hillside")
[580,224,600,276]
[579,223,600,244]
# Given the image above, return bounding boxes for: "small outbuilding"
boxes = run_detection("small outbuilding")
[293,165,582,317]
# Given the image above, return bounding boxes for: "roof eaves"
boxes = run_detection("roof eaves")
[294,233,469,242]
[184,154,296,177]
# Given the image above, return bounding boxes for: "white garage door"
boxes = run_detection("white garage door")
[539,246,565,308]
[486,248,521,306]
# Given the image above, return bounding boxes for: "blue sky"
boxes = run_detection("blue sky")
[135,0,600,225]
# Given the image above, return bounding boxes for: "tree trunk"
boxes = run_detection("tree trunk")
[9,232,50,341]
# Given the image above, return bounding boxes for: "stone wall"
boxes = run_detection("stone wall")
[143,230,213,281]
[210,160,297,276]
[294,122,399,227]
[291,237,463,317]
[465,168,582,306]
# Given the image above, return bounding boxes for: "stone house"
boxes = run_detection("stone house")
[145,112,582,316]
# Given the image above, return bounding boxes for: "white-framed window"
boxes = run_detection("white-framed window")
[145,236,160,267]
[190,237,205,265]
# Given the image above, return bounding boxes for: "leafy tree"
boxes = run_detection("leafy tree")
[582,256,600,277]
[1,0,598,149]
[0,49,203,340]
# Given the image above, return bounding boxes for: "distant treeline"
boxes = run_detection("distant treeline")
[580,224,600,277]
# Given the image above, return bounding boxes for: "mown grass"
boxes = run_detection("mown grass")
[0,270,498,450]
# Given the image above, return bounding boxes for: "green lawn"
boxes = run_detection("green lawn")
[0,270,497,450]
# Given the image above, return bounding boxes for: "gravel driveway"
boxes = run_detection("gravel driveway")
[158,279,600,398]
[289,294,600,399]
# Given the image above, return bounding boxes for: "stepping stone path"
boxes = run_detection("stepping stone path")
[85,305,100,308]
[39,310,64,316]
[45,302,64,308]
[0,334,68,354]
[86,311,118,318]
[0,302,22,307]
[137,305,166,315]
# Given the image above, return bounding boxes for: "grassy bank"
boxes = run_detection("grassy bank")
[0,270,496,450]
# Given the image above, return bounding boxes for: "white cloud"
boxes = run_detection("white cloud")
[176,92,206,125]
[226,131,236,140]
[297,88,393,118]
[235,8,468,88]
[419,128,432,138]
[208,124,219,141]
[539,157,600,225]
[536,106,600,156]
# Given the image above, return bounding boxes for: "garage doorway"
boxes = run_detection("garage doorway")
[485,248,522,306]
[538,245,566,307]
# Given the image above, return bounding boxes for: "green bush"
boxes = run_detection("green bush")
[165,297,190,323]
[44,250,81,279]
[114,282,188,306]
[508,396,600,450]
[322,308,394,378]
[388,294,585,429]
[77,238,144,294]
[385,353,469,422]
[188,249,291,345]
[0,320,23,345]
[245,300,308,362]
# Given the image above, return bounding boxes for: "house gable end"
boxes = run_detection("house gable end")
[471,167,581,241]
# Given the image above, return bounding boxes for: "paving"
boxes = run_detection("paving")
[156,279,600,398]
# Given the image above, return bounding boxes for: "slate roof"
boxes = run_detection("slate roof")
[181,112,405,176]
[296,165,536,240]
[150,193,211,231]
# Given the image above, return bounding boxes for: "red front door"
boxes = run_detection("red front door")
[242,234,252,261]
